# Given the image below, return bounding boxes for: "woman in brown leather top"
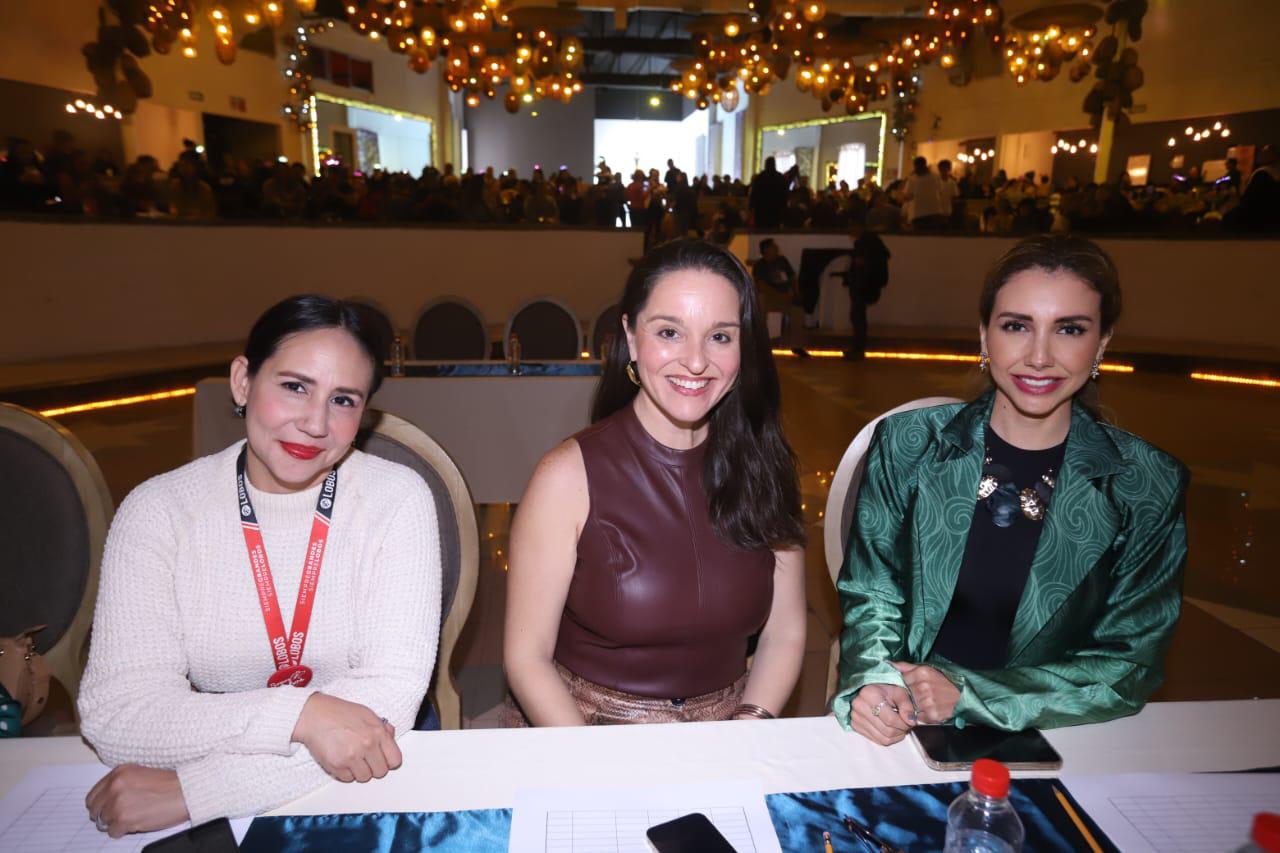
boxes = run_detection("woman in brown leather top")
[503,238,807,726]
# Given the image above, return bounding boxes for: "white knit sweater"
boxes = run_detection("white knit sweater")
[78,441,442,824]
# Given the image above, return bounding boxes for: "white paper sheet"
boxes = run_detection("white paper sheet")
[509,780,782,853]
[0,764,253,852]
[1060,772,1280,853]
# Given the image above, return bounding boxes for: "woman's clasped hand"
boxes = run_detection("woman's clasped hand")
[291,693,402,783]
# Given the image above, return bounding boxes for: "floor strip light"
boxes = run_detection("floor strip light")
[773,349,1135,372]
[39,387,197,418]
[1189,372,1279,389]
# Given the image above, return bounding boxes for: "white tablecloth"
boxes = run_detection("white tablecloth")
[4,701,1278,815]
[193,371,598,504]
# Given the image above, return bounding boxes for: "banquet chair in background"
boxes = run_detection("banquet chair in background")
[345,297,397,361]
[589,303,621,360]
[0,403,114,723]
[413,298,489,361]
[504,298,582,361]
[822,397,962,704]
[355,410,478,731]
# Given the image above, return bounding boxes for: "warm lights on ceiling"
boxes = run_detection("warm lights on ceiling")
[64,99,123,120]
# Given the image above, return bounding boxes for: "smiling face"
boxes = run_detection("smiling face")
[624,268,743,447]
[980,267,1111,444]
[230,327,375,493]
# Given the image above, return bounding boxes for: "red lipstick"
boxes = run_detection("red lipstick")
[280,442,323,460]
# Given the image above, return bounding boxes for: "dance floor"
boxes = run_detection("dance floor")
[43,355,1280,728]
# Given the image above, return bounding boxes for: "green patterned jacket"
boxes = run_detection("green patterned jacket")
[832,392,1189,731]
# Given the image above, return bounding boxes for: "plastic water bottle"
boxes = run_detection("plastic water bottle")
[943,759,1024,853]
[1236,812,1280,852]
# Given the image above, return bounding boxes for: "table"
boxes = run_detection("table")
[4,701,1278,813]
[193,363,600,504]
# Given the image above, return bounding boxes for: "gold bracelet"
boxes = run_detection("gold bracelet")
[731,703,775,720]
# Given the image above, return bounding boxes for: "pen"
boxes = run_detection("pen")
[823,829,835,853]
[1052,784,1103,853]
[842,814,903,853]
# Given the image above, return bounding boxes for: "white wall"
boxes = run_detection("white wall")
[739,0,1280,180]
[594,119,695,179]
[0,222,642,364]
[728,230,1280,354]
[2,221,1277,365]
[913,0,1280,146]
[0,2,449,169]
[344,106,432,173]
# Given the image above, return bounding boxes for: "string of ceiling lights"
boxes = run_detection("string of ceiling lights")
[71,0,1157,146]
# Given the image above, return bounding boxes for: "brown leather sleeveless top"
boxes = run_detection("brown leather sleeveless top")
[553,403,775,699]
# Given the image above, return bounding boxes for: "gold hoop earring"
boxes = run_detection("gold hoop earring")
[1091,359,1101,380]
[625,361,641,387]
[978,352,990,373]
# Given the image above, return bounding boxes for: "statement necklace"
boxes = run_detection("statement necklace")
[976,448,1056,527]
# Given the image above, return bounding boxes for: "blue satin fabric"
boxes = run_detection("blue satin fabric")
[239,780,1116,852]
[404,362,602,377]
[239,809,512,852]
[766,779,1119,852]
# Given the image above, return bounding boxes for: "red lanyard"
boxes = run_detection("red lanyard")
[235,446,338,688]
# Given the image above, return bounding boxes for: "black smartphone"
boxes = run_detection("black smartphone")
[141,818,239,853]
[911,724,1063,771]
[646,812,739,853]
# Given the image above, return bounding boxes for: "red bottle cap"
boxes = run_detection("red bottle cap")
[971,758,1010,799]
[1253,812,1280,853]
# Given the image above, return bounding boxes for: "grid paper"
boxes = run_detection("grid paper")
[0,784,163,852]
[1110,793,1279,853]
[0,764,253,853]
[545,805,756,853]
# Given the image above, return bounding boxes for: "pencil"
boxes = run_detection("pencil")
[1052,784,1103,853]
[823,829,834,853]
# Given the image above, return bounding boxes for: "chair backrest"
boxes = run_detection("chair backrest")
[354,410,478,730]
[413,298,488,361]
[504,298,582,361]
[823,396,962,703]
[345,298,396,361]
[589,303,622,360]
[0,403,114,708]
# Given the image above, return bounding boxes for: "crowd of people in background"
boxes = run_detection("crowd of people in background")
[3,129,1278,235]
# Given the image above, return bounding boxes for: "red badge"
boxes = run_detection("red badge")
[266,664,314,688]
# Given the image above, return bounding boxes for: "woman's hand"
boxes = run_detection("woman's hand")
[85,765,189,839]
[891,661,960,723]
[291,692,401,783]
[847,683,916,746]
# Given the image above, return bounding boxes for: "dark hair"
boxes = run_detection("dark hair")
[979,234,1122,413]
[759,238,777,252]
[912,156,928,175]
[592,238,805,551]
[243,294,385,396]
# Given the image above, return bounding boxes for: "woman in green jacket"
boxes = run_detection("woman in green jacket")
[833,234,1188,745]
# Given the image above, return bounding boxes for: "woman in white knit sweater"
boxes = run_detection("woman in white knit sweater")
[78,295,442,837]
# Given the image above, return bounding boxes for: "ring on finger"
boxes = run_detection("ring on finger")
[870,699,889,718]
[94,814,108,832]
